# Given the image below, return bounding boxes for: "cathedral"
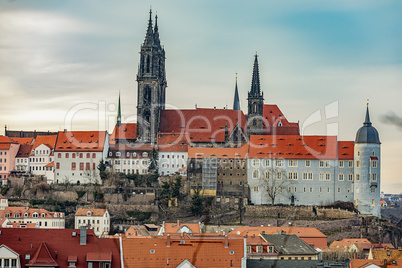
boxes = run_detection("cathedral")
[115,10,382,217]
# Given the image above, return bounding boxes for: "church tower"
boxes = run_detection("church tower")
[136,10,167,143]
[247,54,264,136]
[353,104,381,218]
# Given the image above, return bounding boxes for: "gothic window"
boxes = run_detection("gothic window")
[253,103,258,114]
[253,119,257,127]
[146,55,150,73]
[144,86,152,104]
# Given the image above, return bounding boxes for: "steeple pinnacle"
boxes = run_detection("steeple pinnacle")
[250,53,261,95]
[154,14,161,47]
[364,102,372,126]
[117,92,121,127]
[144,9,154,46]
[233,74,241,111]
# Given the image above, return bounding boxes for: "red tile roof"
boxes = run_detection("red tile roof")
[330,238,372,251]
[44,161,54,167]
[11,137,34,145]
[158,133,189,152]
[16,144,33,158]
[159,108,247,143]
[350,259,402,268]
[28,242,57,267]
[0,228,121,268]
[75,208,107,217]
[188,143,249,159]
[55,131,107,152]
[109,123,137,144]
[122,234,244,268]
[163,222,201,234]
[109,143,152,152]
[31,135,58,152]
[262,104,300,135]
[337,141,354,160]
[249,135,354,160]
[229,226,327,249]
[0,136,17,144]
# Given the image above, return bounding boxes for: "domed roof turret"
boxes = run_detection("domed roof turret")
[355,105,380,144]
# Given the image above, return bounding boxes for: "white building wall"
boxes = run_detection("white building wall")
[29,144,54,176]
[75,211,110,237]
[55,151,105,184]
[158,152,188,176]
[15,157,29,173]
[248,158,355,206]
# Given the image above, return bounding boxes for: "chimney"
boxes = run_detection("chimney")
[224,235,229,248]
[261,231,265,235]
[80,226,87,245]
[166,234,171,247]
[177,220,180,226]
[64,129,67,133]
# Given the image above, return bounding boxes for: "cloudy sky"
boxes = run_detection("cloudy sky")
[0,0,401,193]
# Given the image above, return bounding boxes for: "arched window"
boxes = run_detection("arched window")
[252,169,260,179]
[66,153,69,158]
[58,153,61,158]
[253,103,258,114]
[56,162,60,169]
[86,163,90,170]
[86,153,90,158]
[253,119,257,127]
[265,171,270,180]
[71,162,76,170]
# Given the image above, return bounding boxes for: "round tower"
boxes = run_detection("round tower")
[354,104,381,218]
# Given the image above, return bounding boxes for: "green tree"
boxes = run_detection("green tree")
[98,159,107,182]
[190,188,204,216]
[172,176,182,199]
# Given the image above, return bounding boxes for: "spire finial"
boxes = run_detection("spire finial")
[364,102,371,126]
[143,8,154,46]
[233,72,241,111]
[117,91,121,127]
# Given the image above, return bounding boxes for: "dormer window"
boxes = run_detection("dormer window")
[116,152,121,157]
[41,213,46,218]
[142,152,148,158]
[33,213,38,218]
[87,211,92,216]
[133,153,137,157]
[24,213,28,217]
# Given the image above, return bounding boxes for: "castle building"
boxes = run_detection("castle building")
[127,10,382,217]
[246,106,381,218]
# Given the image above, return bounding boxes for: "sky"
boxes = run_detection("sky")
[0,0,401,193]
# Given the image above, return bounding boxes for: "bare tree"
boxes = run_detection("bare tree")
[259,167,296,205]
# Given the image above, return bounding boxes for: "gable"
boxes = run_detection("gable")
[0,244,19,258]
[176,259,196,268]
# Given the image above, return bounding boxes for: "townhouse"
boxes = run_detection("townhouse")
[54,130,109,184]
[75,208,110,238]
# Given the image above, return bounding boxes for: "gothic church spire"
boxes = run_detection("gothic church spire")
[233,75,241,111]
[154,14,161,48]
[250,53,261,96]
[117,92,121,127]
[143,9,154,46]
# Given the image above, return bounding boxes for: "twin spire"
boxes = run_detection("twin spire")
[143,9,161,48]
[250,53,261,96]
